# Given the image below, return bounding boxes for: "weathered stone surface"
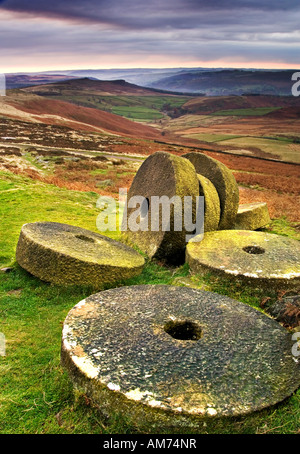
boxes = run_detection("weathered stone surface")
[61,285,300,430]
[267,294,300,329]
[123,151,199,264]
[16,222,144,286]
[183,152,239,229]
[186,230,300,289]
[233,202,271,230]
[197,174,220,232]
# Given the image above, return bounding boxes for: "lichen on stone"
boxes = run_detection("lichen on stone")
[16,222,145,287]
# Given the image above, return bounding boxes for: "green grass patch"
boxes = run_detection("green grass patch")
[0,170,299,434]
[211,107,281,116]
[183,133,242,143]
[56,94,190,122]
[111,106,164,121]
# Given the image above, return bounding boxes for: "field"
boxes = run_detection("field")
[1,169,300,434]
[0,81,300,434]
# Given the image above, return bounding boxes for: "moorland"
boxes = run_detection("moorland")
[0,71,299,434]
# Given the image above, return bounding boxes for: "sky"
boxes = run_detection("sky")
[0,0,299,73]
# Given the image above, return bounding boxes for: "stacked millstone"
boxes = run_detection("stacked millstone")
[122,151,242,264]
[16,222,145,287]
[122,150,300,289]
[123,150,266,265]
[182,152,239,230]
[122,151,200,265]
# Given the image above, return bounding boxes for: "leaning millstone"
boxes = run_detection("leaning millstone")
[197,174,220,232]
[186,230,300,289]
[233,202,271,230]
[16,222,144,286]
[123,151,199,265]
[183,152,239,230]
[61,285,300,430]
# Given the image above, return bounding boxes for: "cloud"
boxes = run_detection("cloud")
[2,0,300,29]
[0,0,299,71]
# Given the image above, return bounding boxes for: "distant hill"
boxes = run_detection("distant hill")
[7,68,299,96]
[22,77,180,96]
[5,74,78,89]
[181,94,300,115]
[149,70,298,96]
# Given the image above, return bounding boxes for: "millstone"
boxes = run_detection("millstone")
[233,202,271,230]
[183,152,239,229]
[197,174,220,232]
[123,151,199,264]
[186,230,300,288]
[61,285,300,430]
[16,222,144,286]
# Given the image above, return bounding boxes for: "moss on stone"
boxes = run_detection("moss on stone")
[123,151,199,265]
[183,152,239,230]
[16,222,145,287]
[197,174,220,232]
[61,285,300,431]
[186,230,300,289]
[233,202,271,230]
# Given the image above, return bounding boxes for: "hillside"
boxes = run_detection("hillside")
[181,94,300,115]
[149,69,297,95]
[21,78,192,122]
[0,89,168,140]
[22,77,173,97]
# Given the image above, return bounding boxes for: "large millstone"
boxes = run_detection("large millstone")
[123,151,199,264]
[186,230,300,288]
[16,222,144,286]
[197,174,220,232]
[61,285,300,430]
[183,152,239,229]
[233,202,271,230]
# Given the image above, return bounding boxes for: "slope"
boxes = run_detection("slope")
[0,89,168,140]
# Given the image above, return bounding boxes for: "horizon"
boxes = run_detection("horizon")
[4,64,300,76]
[1,1,300,73]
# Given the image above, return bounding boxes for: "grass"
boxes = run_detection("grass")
[211,107,281,116]
[0,170,300,434]
[218,136,300,163]
[57,94,190,122]
[183,133,243,143]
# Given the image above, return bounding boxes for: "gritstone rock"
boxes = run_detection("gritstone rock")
[122,151,199,265]
[16,222,144,286]
[197,173,220,232]
[233,202,271,230]
[186,230,300,289]
[61,285,300,430]
[266,294,300,329]
[183,152,239,230]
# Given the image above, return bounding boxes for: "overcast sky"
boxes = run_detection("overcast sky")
[0,0,299,72]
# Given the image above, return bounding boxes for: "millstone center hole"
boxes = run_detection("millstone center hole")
[140,197,149,219]
[164,319,202,341]
[75,234,95,243]
[243,245,265,255]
